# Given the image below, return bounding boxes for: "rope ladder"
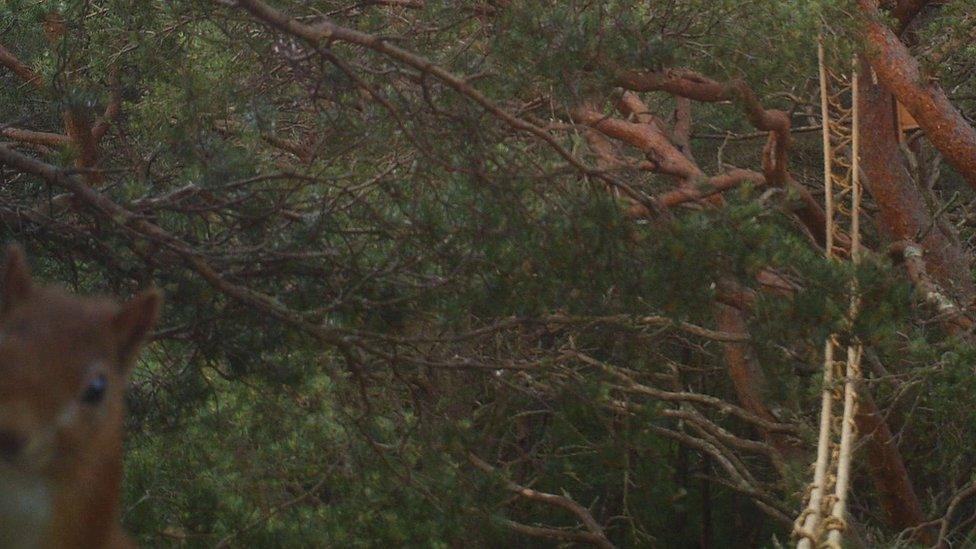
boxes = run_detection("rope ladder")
[793,38,863,549]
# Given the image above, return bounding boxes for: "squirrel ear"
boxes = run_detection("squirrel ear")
[2,244,33,316]
[111,289,162,369]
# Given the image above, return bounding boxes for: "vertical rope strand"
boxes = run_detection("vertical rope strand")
[825,60,863,549]
[796,38,840,549]
[820,38,836,260]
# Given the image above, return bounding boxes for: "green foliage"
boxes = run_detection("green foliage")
[3,0,976,546]
[125,372,484,546]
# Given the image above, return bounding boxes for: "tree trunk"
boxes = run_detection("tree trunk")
[856,60,975,305]
[855,392,934,544]
[859,0,976,192]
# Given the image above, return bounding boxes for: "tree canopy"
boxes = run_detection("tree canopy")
[2,0,976,546]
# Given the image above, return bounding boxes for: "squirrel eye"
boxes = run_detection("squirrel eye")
[81,374,107,405]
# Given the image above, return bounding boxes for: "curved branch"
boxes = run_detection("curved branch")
[616,69,789,135]
[468,453,615,549]
[617,68,825,243]
[617,68,730,103]
[571,102,701,180]
[619,71,792,184]
[652,169,765,209]
[934,480,976,548]
[643,423,794,526]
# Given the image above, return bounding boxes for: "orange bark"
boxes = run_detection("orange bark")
[859,0,976,191]
[848,58,960,539]
[856,392,933,544]
[63,109,103,184]
[617,69,827,245]
[856,63,976,304]
[714,304,797,459]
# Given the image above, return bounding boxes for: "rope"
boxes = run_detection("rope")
[794,37,863,549]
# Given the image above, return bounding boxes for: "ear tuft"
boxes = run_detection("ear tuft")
[112,289,162,368]
[2,244,33,315]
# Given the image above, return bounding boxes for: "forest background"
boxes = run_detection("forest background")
[3,0,976,546]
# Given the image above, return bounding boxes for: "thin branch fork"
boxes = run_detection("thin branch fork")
[568,350,800,435]
[640,422,794,526]
[495,518,612,547]
[660,406,784,471]
[467,453,616,549]
[0,145,589,376]
[932,480,976,548]
[333,312,749,347]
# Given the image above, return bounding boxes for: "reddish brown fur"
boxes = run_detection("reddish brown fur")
[0,246,160,548]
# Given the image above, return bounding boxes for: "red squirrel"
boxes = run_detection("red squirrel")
[0,245,160,548]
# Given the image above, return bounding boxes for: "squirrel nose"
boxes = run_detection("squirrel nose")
[0,429,26,461]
